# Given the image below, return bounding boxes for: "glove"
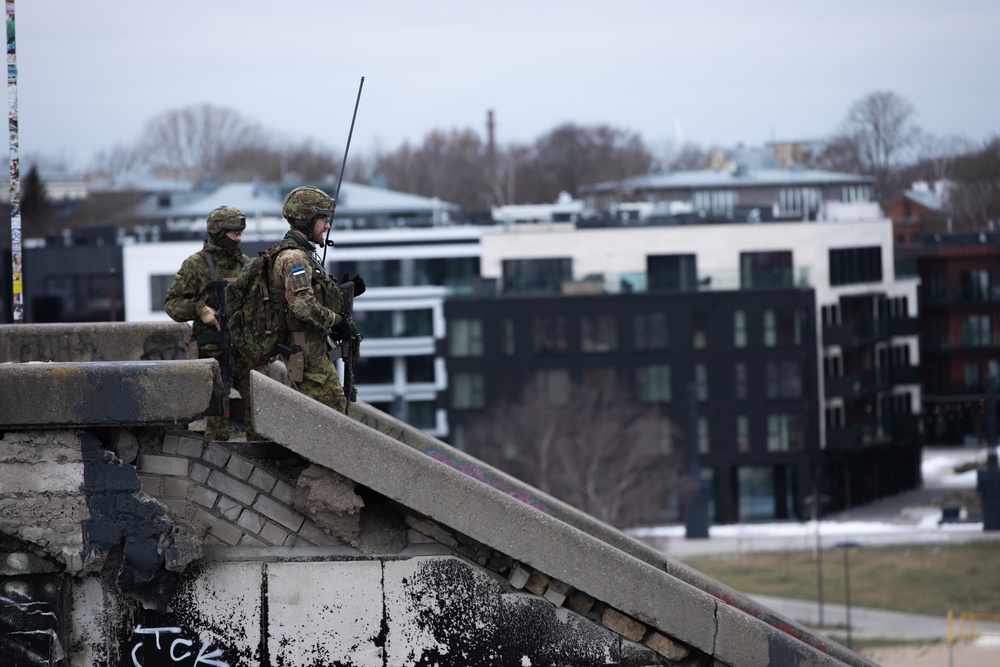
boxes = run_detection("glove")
[197,304,220,331]
[330,314,352,340]
[342,272,366,297]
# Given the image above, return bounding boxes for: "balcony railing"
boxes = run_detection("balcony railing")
[921,286,1000,306]
[822,319,890,347]
[922,332,1000,351]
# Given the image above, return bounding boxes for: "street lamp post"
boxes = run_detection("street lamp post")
[835,541,861,650]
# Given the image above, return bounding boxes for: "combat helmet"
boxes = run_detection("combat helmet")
[282,186,334,231]
[206,206,247,236]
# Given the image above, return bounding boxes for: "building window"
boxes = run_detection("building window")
[150,275,174,312]
[733,310,747,348]
[693,310,707,349]
[354,310,394,338]
[452,372,486,409]
[841,185,872,203]
[738,466,776,520]
[533,316,568,353]
[634,312,668,350]
[736,415,750,453]
[647,254,698,291]
[735,363,748,399]
[740,251,793,288]
[765,361,802,398]
[698,416,710,454]
[403,309,434,336]
[636,365,671,403]
[534,368,570,405]
[581,314,618,353]
[695,364,708,401]
[693,189,737,216]
[332,259,400,288]
[778,187,822,217]
[763,310,776,347]
[963,362,981,390]
[408,401,436,430]
[405,355,435,383]
[767,414,804,452]
[826,405,845,429]
[502,257,572,294]
[960,269,992,302]
[829,246,883,286]
[961,314,992,347]
[355,355,394,384]
[449,318,484,357]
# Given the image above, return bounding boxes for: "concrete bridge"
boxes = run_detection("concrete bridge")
[0,322,876,666]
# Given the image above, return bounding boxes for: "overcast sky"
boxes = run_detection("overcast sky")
[14,1,1000,171]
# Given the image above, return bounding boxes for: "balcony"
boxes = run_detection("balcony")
[826,425,891,450]
[888,316,920,337]
[888,365,921,385]
[922,332,1000,352]
[822,319,890,348]
[921,286,1000,307]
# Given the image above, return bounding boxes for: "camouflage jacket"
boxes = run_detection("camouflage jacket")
[164,239,249,340]
[270,231,344,343]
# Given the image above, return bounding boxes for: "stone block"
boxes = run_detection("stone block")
[524,570,549,596]
[138,454,189,477]
[645,631,689,661]
[225,455,255,481]
[248,467,277,493]
[508,563,531,590]
[253,494,305,532]
[207,470,258,506]
[601,607,647,642]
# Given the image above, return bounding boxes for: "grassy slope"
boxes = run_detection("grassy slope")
[678,541,1000,617]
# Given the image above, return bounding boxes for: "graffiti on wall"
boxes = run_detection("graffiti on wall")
[424,449,551,514]
[0,573,66,666]
[128,625,230,667]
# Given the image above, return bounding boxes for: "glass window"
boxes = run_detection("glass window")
[403,309,433,337]
[737,415,750,453]
[636,364,671,403]
[634,312,668,350]
[740,251,793,288]
[534,368,570,405]
[695,363,708,401]
[763,310,776,348]
[331,259,400,288]
[449,318,484,357]
[354,355,394,384]
[961,314,991,347]
[733,310,747,348]
[738,466,775,520]
[452,372,486,409]
[767,414,804,452]
[405,355,435,383]
[502,257,572,294]
[150,275,174,313]
[698,416,710,454]
[533,316,568,353]
[354,310,394,338]
[963,362,980,390]
[735,363,748,399]
[693,310,707,349]
[581,314,618,353]
[829,246,883,286]
[765,361,802,399]
[408,400,436,430]
[647,254,697,291]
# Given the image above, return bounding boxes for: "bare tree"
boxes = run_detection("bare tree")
[465,382,685,527]
[137,104,269,177]
[816,90,921,202]
[514,123,654,204]
[945,136,1000,230]
[375,128,492,211]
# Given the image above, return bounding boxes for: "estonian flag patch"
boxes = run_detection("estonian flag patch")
[291,265,307,276]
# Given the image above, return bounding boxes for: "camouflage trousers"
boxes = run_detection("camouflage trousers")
[201,346,260,441]
[295,351,347,414]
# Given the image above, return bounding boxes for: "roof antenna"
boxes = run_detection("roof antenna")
[322,76,365,266]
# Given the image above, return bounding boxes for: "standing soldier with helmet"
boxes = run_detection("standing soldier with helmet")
[267,185,365,413]
[165,205,257,441]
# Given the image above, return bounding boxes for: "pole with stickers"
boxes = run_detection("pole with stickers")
[7,0,21,322]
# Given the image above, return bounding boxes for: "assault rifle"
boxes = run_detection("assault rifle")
[195,274,236,422]
[332,279,363,414]
[193,252,237,423]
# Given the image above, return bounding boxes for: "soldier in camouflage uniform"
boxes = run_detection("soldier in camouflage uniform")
[268,185,365,413]
[164,206,257,440]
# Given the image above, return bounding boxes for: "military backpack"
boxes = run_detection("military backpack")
[224,246,289,367]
